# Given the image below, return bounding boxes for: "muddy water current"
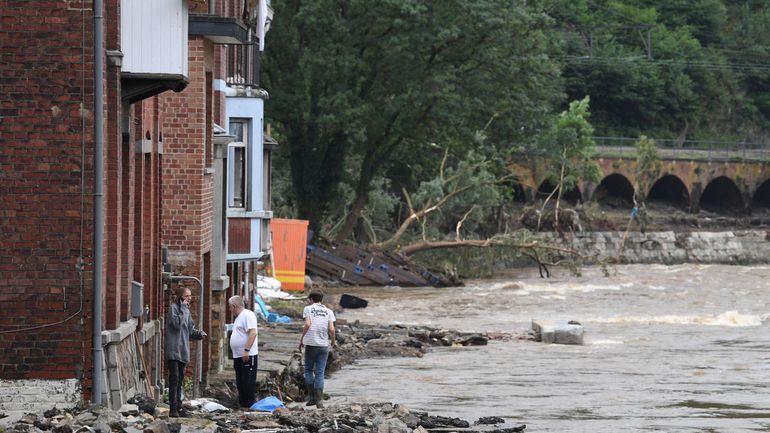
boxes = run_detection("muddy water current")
[326,264,770,432]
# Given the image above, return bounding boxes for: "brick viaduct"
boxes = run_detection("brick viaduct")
[511,152,770,213]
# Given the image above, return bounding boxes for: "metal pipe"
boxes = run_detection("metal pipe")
[92,0,105,405]
[243,263,250,309]
[169,275,205,398]
[208,0,216,14]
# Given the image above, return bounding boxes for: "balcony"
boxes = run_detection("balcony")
[120,0,189,102]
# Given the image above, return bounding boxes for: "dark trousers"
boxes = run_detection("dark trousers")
[234,355,258,407]
[168,360,187,412]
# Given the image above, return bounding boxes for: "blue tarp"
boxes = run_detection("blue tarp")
[254,294,292,323]
[253,294,270,319]
[250,395,286,412]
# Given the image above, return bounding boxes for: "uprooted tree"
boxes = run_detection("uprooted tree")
[360,148,582,275]
[616,135,663,260]
[536,96,601,232]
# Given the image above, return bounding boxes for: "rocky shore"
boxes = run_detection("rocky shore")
[1,320,527,433]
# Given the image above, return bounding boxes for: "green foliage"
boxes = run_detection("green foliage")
[634,135,662,201]
[542,96,602,190]
[263,0,563,233]
[411,151,502,237]
[553,0,770,141]
[265,0,770,251]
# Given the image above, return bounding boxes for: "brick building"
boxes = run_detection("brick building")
[0,0,274,414]
[160,0,274,381]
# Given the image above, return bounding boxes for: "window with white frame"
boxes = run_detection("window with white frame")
[228,119,249,208]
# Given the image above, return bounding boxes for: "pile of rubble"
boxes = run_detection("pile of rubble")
[2,398,527,433]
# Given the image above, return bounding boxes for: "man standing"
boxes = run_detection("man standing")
[165,287,207,417]
[228,295,258,408]
[298,292,336,408]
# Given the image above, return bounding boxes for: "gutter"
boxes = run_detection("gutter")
[92,0,105,405]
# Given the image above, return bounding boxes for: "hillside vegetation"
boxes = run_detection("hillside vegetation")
[263,0,770,254]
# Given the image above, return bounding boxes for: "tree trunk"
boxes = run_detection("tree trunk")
[554,164,565,232]
[335,151,377,242]
[289,127,348,236]
[335,191,368,242]
[400,238,579,256]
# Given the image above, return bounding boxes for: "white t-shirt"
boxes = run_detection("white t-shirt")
[230,308,258,357]
[302,303,336,347]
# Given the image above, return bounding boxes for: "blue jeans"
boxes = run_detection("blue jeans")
[304,345,330,389]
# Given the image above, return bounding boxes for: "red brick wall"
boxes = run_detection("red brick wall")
[161,38,214,259]
[160,37,216,374]
[0,1,96,382]
[0,1,167,403]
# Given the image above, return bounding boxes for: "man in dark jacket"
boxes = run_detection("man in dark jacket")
[165,287,206,417]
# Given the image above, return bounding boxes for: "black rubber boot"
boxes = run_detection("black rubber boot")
[305,384,316,406]
[314,388,324,409]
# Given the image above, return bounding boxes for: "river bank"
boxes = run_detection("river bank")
[0,318,524,433]
[205,318,506,408]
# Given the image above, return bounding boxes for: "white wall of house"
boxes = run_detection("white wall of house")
[121,0,189,76]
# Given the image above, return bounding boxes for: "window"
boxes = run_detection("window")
[228,119,249,208]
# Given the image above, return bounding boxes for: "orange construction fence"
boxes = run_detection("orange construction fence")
[270,218,309,291]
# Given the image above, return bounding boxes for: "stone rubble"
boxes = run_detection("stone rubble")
[1,323,527,433]
[2,399,526,433]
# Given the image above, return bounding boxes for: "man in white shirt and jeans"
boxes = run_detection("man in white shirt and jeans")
[298,291,336,408]
[228,295,258,408]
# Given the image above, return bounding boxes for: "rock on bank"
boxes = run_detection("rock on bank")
[543,230,770,264]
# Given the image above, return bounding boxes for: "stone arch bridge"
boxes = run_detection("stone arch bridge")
[511,149,770,213]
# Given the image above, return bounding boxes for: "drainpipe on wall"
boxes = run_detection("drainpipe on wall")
[169,275,205,398]
[92,0,105,405]
[243,264,250,309]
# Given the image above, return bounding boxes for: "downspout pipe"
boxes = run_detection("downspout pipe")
[243,264,249,309]
[169,275,205,398]
[92,0,105,405]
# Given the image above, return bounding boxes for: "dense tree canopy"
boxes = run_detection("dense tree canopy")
[264,0,770,244]
[551,0,770,142]
[263,0,563,235]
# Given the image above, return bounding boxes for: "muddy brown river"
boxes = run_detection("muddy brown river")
[326,264,770,432]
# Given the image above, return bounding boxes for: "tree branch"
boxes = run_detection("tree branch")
[455,205,477,241]
[399,239,581,256]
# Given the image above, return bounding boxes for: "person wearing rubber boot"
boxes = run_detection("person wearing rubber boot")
[165,287,207,417]
[298,292,336,408]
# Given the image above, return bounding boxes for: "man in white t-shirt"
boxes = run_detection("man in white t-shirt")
[228,295,258,408]
[298,292,336,408]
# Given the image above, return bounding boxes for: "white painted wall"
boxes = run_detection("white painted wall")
[121,0,189,76]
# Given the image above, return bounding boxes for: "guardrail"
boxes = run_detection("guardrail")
[591,136,770,162]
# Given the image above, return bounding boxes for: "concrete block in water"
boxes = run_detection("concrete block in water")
[531,320,584,345]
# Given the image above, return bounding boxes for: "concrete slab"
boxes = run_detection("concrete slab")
[531,320,584,345]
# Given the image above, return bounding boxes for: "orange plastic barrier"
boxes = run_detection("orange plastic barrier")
[270,219,309,291]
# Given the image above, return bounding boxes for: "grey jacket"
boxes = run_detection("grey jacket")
[165,301,206,363]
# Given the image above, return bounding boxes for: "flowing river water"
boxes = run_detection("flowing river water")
[325,264,770,433]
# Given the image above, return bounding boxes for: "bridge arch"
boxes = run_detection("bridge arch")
[751,178,770,208]
[647,174,690,210]
[536,180,582,205]
[699,176,744,213]
[593,173,634,207]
